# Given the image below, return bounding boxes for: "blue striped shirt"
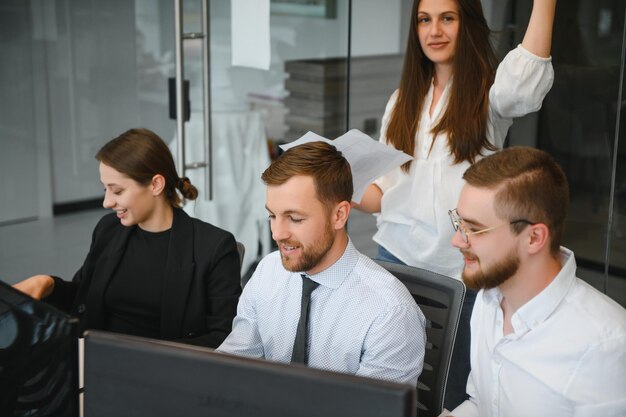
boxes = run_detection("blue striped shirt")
[218,240,426,386]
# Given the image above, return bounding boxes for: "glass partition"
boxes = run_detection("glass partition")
[201,0,352,275]
[607,8,626,306]
[346,0,626,307]
[536,0,625,307]
[207,0,351,143]
[0,0,353,277]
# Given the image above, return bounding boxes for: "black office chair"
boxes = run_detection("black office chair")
[375,261,465,417]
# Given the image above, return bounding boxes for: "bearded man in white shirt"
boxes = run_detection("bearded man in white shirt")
[447,147,626,417]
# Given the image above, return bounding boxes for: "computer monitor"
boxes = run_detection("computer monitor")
[0,280,79,417]
[84,330,416,417]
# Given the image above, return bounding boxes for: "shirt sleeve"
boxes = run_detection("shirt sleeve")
[490,44,554,119]
[215,267,264,358]
[356,302,426,386]
[569,334,626,416]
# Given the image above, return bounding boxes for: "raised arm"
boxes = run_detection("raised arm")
[521,0,557,58]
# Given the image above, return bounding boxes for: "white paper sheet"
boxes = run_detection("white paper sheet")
[280,129,413,203]
[231,0,270,70]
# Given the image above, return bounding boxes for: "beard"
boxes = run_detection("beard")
[461,248,520,292]
[278,221,335,273]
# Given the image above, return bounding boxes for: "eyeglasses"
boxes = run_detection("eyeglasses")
[448,208,534,243]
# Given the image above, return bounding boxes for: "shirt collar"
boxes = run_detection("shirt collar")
[482,286,501,306]
[426,77,453,123]
[514,247,576,330]
[302,238,359,290]
[481,247,577,332]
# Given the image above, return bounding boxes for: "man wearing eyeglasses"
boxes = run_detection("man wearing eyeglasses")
[446,147,626,416]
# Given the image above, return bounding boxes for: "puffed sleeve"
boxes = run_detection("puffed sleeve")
[490,45,554,118]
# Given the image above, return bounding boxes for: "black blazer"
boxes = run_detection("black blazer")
[45,208,242,348]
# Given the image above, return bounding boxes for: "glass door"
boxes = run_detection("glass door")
[199,0,352,277]
[42,0,176,207]
[0,0,354,275]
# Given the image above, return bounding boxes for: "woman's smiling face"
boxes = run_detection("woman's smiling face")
[100,162,157,229]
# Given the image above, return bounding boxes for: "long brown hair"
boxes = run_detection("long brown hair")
[95,128,198,208]
[386,0,498,171]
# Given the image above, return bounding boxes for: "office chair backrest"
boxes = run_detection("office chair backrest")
[375,261,465,417]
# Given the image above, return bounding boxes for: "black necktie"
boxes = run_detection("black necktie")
[291,275,320,364]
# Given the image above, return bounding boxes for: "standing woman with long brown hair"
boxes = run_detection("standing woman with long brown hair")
[14,128,242,348]
[355,0,557,409]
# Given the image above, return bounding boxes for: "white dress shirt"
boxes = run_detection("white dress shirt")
[374,45,554,278]
[218,239,426,386]
[451,248,626,417]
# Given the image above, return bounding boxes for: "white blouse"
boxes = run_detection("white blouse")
[374,45,554,278]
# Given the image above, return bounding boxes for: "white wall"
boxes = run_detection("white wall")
[352,0,403,56]
[0,2,40,223]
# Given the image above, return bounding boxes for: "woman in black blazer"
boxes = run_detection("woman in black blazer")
[14,128,241,348]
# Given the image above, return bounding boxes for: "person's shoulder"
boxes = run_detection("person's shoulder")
[86,212,127,249]
[244,250,287,289]
[355,253,390,276]
[93,212,123,233]
[96,211,118,225]
[547,268,626,350]
[257,250,282,269]
[353,254,416,304]
[180,209,235,240]
[568,278,626,334]
[385,89,400,108]
[191,216,232,237]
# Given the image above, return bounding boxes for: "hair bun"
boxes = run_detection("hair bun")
[177,177,188,189]
[177,176,198,201]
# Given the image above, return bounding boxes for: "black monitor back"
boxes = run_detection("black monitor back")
[0,280,79,417]
[84,330,416,417]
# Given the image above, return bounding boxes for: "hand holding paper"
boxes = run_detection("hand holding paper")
[280,129,413,203]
